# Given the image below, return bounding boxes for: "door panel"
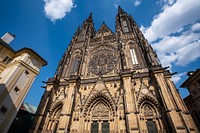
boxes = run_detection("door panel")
[102,121,109,133]
[91,121,99,133]
[146,120,157,133]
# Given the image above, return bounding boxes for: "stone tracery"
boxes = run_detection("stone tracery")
[88,46,117,75]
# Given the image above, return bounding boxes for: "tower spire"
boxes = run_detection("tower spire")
[118,6,126,15]
[85,12,93,23]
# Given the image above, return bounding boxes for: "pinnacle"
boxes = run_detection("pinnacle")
[86,12,93,23]
[118,6,126,14]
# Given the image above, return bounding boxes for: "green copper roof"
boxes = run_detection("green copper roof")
[23,103,37,114]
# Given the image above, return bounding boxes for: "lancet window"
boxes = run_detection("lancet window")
[130,48,138,65]
[46,105,62,133]
[122,20,129,33]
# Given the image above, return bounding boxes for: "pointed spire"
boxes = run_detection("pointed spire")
[86,12,93,23]
[118,6,126,15]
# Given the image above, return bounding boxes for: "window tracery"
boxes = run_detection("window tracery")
[130,48,138,65]
[46,104,62,133]
[88,47,117,75]
[122,20,129,33]
[89,49,117,75]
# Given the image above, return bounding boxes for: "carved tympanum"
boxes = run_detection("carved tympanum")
[144,106,153,116]
[92,103,109,117]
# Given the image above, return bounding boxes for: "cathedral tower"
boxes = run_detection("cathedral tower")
[31,7,198,133]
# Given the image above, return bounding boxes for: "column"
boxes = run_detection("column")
[122,74,139,133]
[154,72,187,132]
[57,82,77,133]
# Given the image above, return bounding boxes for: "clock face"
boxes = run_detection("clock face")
[89,49,117,75]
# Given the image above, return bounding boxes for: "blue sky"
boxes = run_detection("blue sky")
[0,0,200,107]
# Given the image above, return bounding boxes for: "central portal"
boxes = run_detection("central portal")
[91,121,109,133]
[90,101,111,133]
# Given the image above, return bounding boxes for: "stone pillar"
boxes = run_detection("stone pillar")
[166,77,199,132]
[122,74,139,133]
[57,82,77,133]
[114,116,118,133]
[154,71,190,132]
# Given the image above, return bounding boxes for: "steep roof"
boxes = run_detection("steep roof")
[21,103,37,114]
[96,22,114,35]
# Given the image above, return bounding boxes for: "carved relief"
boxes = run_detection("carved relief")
[92,103,109,117]
[74,42,84,49]
[144,105,153,116]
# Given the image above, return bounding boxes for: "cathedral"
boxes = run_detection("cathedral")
[31,7,198,133]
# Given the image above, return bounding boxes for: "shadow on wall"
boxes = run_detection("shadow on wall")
[0,83,19,133]
[8,105,35,133]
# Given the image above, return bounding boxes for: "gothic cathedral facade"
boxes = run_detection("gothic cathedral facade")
[31,7,198,133]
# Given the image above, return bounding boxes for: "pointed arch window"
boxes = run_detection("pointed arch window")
[122,20,129,33]
[46,105,62,133]
[71,56,79,73]
[130,49,138,65]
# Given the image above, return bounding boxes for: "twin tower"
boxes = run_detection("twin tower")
[31,7,198,133]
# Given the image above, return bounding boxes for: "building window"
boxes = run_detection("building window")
[14,87,20,94]
[0,106,8,114]
[2,56,12,64]
[130,49,138,65]
[71,57,79,73]
[123,20,129,33]
[123,21,127,26]
[25,70,30,76]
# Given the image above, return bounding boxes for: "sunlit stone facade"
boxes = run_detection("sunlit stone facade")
[32,7,198,133]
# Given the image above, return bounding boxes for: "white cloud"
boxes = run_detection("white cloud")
[167,0,175,5]
[141,0,200,69]
[157,0,175,7]
[114,4,118,9]
[191,23,200,31]
[176,40,200,66]
[153,31,200,67]
[44,0,76,22]
[134,0,142,6]
[142,0,200,42]
[172,72,186,84]
[153,32,200,54]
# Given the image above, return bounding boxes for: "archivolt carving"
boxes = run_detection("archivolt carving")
[83,93,115,117]
[139,101,160,120]
[49,100,63,115]
[138,95,159,109]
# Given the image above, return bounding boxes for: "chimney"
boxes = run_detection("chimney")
[1,32,15,44]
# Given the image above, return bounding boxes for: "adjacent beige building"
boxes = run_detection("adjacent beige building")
[0,32,47,133]
[181,69,200,131]
[31,7,198,133]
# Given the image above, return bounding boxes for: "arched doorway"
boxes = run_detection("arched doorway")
[90,102,110,133]
[45,103,62,133]
[138,97,165,133]
[83,93,115,133]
